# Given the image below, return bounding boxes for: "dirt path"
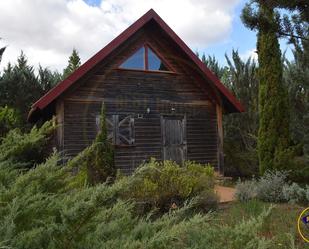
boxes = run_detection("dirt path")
[215,185,236,203]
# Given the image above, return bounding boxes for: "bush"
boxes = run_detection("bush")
[256,171,288,202]
[235,170,309,205]
[0,120,54,168]
[192,190,219,212]
[120,159,217,213]
[235,179,257,202]
[282,183,309,205]
[224,141,259,177]
[0,106,21,137]
[0,154,276,249]
[285,156,309,183]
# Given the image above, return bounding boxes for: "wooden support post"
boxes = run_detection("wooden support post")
[56,100,64,154]
[216,104,224,174]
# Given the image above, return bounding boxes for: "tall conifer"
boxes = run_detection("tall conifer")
[242,1,290,173]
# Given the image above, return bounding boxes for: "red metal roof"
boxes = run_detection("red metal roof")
[28,9,244,121]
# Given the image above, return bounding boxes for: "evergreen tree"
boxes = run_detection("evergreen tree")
[68,103,115,185]
[0,52,61,125]
[63,48,81,79]
[0,38,5,64]
[199,51,259,176]
[0,52,41,122]
[202,54,227,79]
[242,1,290,174]
[38,65,62,92]
[223,50,259,176]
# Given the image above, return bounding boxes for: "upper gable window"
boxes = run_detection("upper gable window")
[119,45,171,72]
[148,47,168,71]
[120,47,144,70]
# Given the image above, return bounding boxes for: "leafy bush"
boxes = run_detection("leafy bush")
[0,120,54,168]
[0,154,277,249]
[235,170,309,205]
[235,179,257,201]
[282,183,309,204]
[255,171,288,202]
[0,106,21,137]
[120,159,217,213]
[191,190,219,212]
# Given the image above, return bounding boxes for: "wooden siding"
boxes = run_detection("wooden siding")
[59,24,220,174]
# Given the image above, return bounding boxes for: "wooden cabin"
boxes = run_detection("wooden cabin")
[28,9,244,174]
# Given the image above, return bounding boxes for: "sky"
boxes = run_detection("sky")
[0,0,293,72]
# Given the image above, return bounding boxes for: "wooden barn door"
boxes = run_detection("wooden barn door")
[161,116,186,165]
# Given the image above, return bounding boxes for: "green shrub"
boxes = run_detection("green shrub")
[235,170,309,205]
[0,154,285,249]
[0,120,54,168]
[224,141,259,177]
[285,156,309,183]
[282,183,309,204]
[0,106,21,137]
[0,160,20,190]
[120,159,216,213]
[256,171,288,202]
[191,190,219,212]
[235,179,258,202]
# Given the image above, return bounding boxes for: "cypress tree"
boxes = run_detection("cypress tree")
[68,103,115,185]
[242,1,290,174]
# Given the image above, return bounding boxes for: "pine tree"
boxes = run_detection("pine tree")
[0,52,40,122]
[242,1,290,174]
[0,52,62,125]
[0,38,5,64]
[202,54,227,79]
[63,48,81,79]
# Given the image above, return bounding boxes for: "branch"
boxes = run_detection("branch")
[278,31,309,41]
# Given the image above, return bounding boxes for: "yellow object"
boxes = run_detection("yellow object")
[297,207,309,243]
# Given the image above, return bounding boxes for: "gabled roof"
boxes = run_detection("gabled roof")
[28,9,244,121]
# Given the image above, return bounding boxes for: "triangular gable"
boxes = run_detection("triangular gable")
[28,9,244,121]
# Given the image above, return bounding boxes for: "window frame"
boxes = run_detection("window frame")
[117,43,176,73]
[96,113,135,147]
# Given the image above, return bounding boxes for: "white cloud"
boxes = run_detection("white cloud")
[0,0,240,71]
[240,48,258,62]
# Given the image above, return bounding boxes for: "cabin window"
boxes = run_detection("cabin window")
[148,47,168,71]
[119,45,171,72]
[96,114,135,146]
[120,47,144,70]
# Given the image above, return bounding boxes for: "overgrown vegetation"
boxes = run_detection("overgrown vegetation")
[0,155,306,248]
[0,120,54,169]
[235,170,309,205]
[121,159,217,213]
[0,105,21,137]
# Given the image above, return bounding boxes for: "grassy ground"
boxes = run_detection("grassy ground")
[214,200,308,248]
